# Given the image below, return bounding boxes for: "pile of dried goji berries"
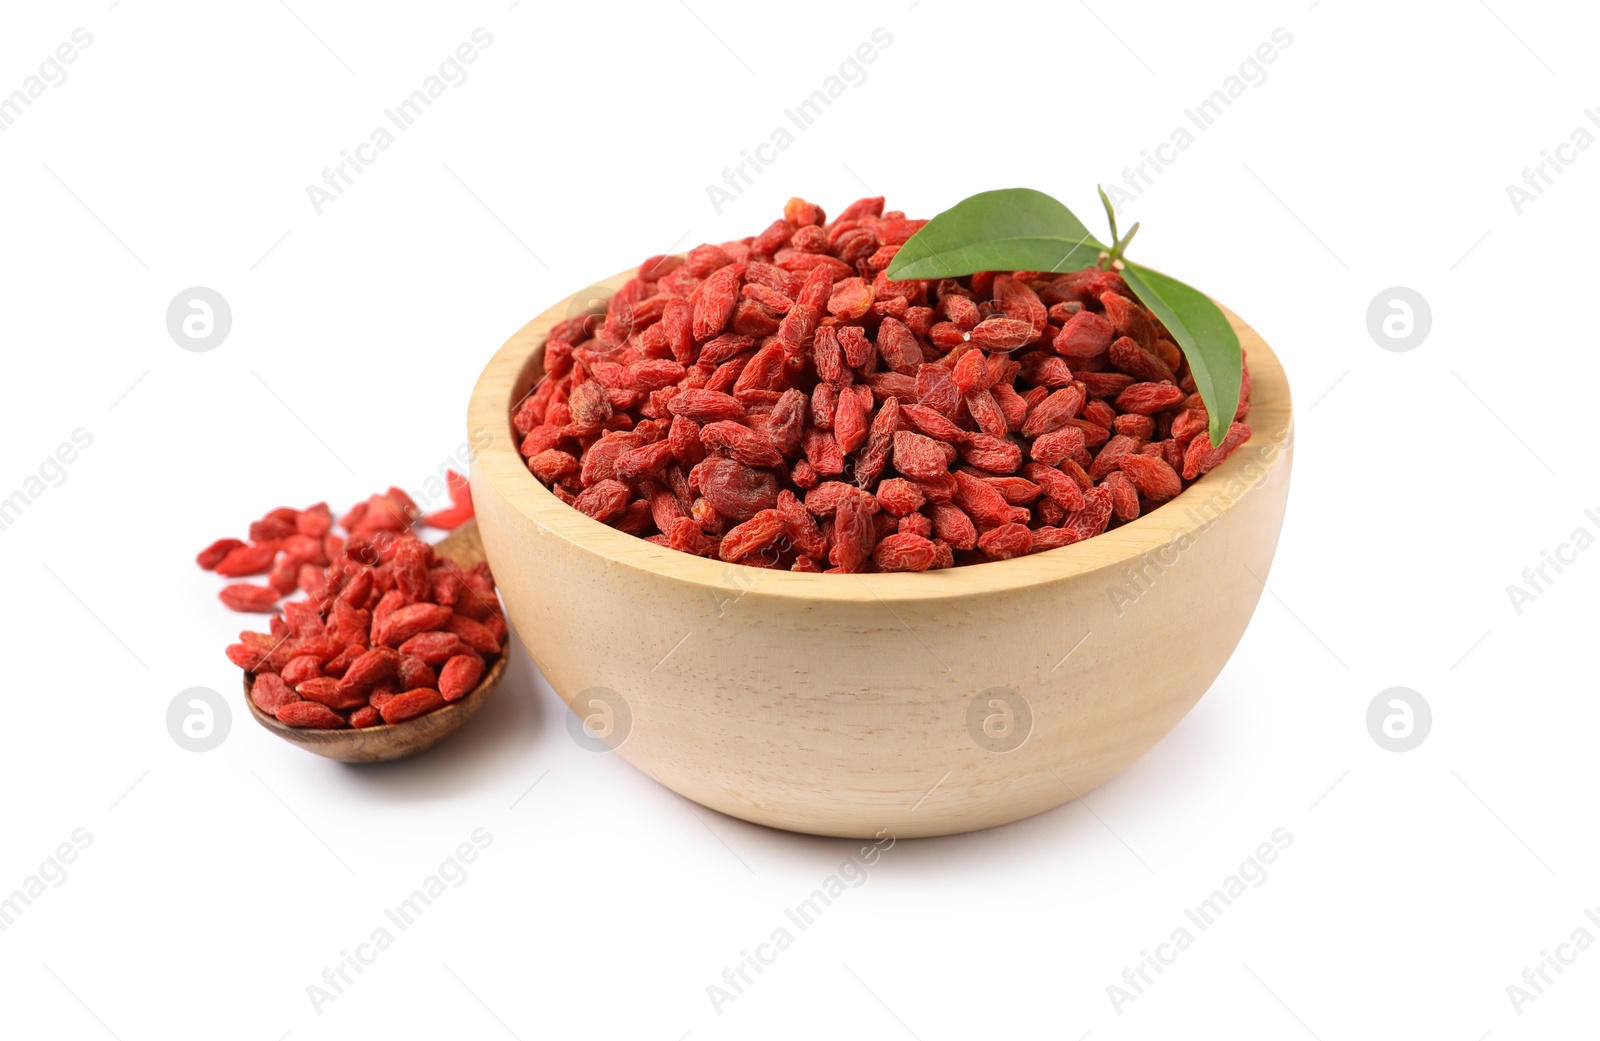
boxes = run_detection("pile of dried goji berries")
[516,197,1251,572]
[199,476,503,729]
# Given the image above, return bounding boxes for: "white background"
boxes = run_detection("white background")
[1,1,1595,1037]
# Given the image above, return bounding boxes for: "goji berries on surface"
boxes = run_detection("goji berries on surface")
[202,484,500,730]
[517,198,1251,573]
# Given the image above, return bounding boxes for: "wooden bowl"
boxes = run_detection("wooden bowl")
[468,268,1293,837]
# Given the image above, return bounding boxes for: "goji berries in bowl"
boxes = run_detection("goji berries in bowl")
[468,239,1292,838]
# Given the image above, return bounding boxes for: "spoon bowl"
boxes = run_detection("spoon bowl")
[242,520,507,763]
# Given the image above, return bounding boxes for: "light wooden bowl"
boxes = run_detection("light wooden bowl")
[468,268,1293,837]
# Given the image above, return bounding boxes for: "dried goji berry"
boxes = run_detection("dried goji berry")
[197,538,246,570]
[830,494,876,573]
[219,583,281,613]
[978,522,1033,560]
[374,603,453,648]
[1021,384,1086,438]
[281,654,321,687]
[876,316,922,375]
[827,276,875,319]
[719,509,788,563]
[854,397,901,490]
[334,642,400,690]
[1115,382,1187,415]
[1109,336,1177,384]
[215,542,279,578]
[379,688,446,724]
[296,676,367,711]
[1118,453,1183,501]
[350,705,383,728]
[1104,471,1141,521]
[276,700,346,729]
[439,655,485,701]
[694,456,780,520]
[1052,310,1114,358]
[700,421,786,468]
[872,533,940,572]
[892,430,951,480]
[968,317,1035,351]
[875,478,926,517]
[251,673,299,714]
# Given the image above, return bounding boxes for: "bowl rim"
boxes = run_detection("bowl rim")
[467,266,1293,603]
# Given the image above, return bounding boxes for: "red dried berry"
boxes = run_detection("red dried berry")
[693,264,744,341]
[439,655,485,701]
[667,389,746,424]
[952,471,1013,529]
[892,430,951,480]
[281,655,321,688]
[572,480,631,523]
[1118,453,1183,501]
[876,317,922,375]
[296,676,368,712]
[215,542,278,578]
[374,603,453,648]
[968,317,1036,351]
[875,478,926,517]
[379,688,446,724]
[872,533,940,572]
[219,583,281,613]
[700,421,786,468]
[977,522,1033,560]
[719,509,788,564]
[444,614,501,655]
[1021,463,1088,512]
[1183,422,1251,480]
[1028,427,1086,467]
[695,456,780,521]
[854,397,901,490]
[827,276,875,319]
[330,648,393,693]
[1104,471,1141,521]
[1109,336,1177,384]
[276,701,346,729]
[197,538,246,570]
[830,494,876,573]
[251,673,299,714]
[1053,311,1114,358]
[1115,382,1187,415]
[1021,385,1086,438]
[959,433,1022,473]
[350,705,383,728]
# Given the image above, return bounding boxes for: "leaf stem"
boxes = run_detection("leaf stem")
[1108,222,1141,265]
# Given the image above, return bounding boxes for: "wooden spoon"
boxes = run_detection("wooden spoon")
[242,519,508,763]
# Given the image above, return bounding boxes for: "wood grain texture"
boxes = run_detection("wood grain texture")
[242,520,506,763]
[469,268,1294,837]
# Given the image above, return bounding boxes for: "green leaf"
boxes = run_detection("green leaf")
[1097,184,1118,244]
[886,188,1107,281]
[1120,262,1242,447]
